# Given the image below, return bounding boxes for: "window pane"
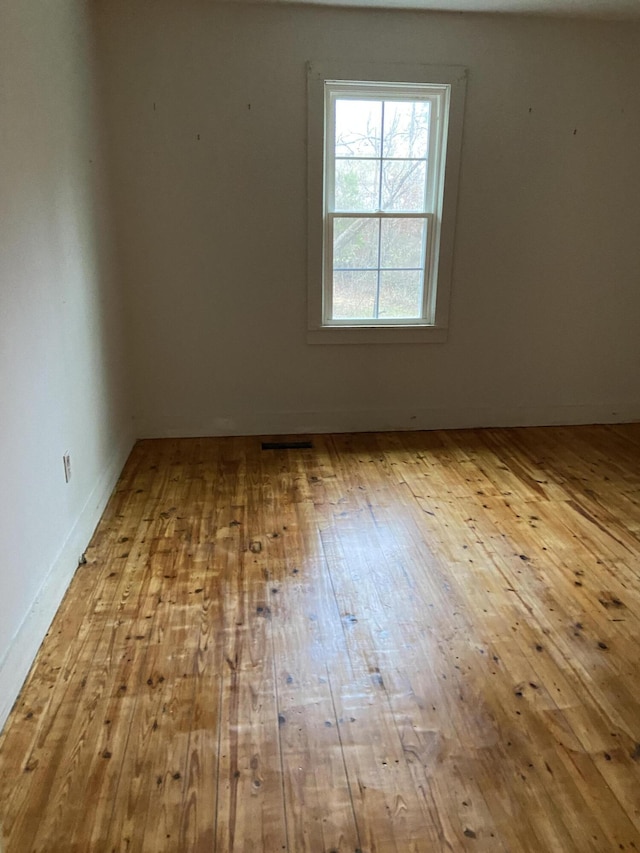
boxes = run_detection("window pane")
[333,218,379,269]
[383,100,430,159]
[333,270,377,319]
[378,270,423,318]
[335,99,382,157]
[380,218,425,269]
[381,160,427,212]
[334,159,380,211]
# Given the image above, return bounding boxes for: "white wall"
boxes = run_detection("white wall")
[97,2,640,437]
[0,0,134,727]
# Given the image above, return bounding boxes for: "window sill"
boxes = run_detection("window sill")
[307,325,449,345]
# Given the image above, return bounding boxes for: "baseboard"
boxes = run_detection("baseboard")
[136,402,640,439]
[0,430,135,731]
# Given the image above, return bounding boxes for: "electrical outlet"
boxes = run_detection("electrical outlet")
[63,453,71,483]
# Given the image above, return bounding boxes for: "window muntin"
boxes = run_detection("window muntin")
[323,82,449,327]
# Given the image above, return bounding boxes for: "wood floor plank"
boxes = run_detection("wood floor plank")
[214,441,288,852]
[261,450,362,853]
[1,425,640,852]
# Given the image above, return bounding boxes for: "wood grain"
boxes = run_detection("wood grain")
[1,425,640,851]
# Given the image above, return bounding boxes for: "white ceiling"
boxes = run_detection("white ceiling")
[223,0,640,19]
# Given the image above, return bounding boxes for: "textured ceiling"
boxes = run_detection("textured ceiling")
[220,0,640,19]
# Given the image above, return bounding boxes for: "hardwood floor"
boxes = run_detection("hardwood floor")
[1,425,640,852]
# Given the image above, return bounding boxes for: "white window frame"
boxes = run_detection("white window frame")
[307,62,467,344]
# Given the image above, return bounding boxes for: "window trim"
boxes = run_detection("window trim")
[307,61,467,345]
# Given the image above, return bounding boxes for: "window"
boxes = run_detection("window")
[307,63,467,344]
